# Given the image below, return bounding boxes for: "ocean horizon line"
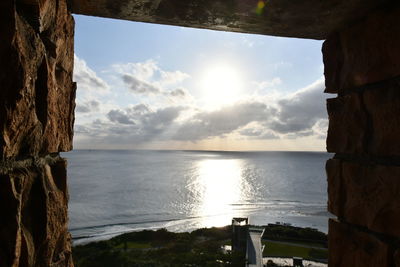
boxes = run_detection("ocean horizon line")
[65,148,329,153]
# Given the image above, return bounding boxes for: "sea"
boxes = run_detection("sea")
[63,150,333,244]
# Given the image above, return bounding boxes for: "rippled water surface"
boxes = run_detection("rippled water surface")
[64,150,332,243]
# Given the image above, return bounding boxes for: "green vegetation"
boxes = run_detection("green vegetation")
[262,224,327,247]
[73,227,245,267]
[263,242,311,258]
[72,225,328,267]
[114,241,151,250]
[262,241,327,260]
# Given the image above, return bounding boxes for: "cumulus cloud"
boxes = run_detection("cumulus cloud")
[74,55,109,91]
[165,88,193,101]
[268,78,326,135]
[239,128,264,137]
[122,74,161,95]
[113,60,190,98]
[312,119,329,139]
[74,77,328,147]
[173,78,327,142]
[74,124,91,134]
[238,127,280,140]
[259,132,280,140]
[173,101,276,141]
[113,60,158,81]
[129,103,150,115]
[107,109,136,125]
[76,100,100,113]
[77,104,184,142]
[140,106,184,136]
[160,70,190,86]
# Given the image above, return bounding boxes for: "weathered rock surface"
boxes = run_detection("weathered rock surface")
[326,159,342,216]
[329,219,396,267]
[326,80,400,155]
[0,0,76,160]
[363,81,400,155]
[0,1,75,266]
[323,4,400,93]
[324,3,400,267]
[0,157,73,267]
[395,249,400,267]
[327,159,400,238]
[70,0,391,40]
[326,94,366,154]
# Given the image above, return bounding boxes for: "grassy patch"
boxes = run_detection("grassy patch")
[263,242,310,258]
[262,241,327,260]
[73,227,246,267]
[114,241,151,249]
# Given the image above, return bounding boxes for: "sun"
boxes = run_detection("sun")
[199,63,244,109]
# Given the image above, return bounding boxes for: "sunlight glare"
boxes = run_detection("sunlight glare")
[194,159,245,227]
[200,64,244,109]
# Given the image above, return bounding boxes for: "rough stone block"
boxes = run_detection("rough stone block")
[0,157,72,267]
[327,160,400,238]
[327,80,400,155]
[326,159,342,216]
[329,219,395,267]
[0,0,75,160]
[363,83,400,156]
[326,95,367,154]
[396,250,400,267]
[323,5,400,93]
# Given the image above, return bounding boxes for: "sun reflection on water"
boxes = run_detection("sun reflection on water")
[190,159,247,227]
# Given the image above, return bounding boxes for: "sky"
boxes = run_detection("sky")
[73,15,328,151]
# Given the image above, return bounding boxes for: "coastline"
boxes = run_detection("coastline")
[72,224,328,266]
[70,212,331,246]
[67,150,331,247]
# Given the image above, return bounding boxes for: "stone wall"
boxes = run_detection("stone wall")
[323,3,400,266]
[0,0,399,266]
[0,0,75,266]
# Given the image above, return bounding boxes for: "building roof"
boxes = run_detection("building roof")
[247,227,265,267]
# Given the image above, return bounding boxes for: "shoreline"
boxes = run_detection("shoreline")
[72,224,328,266]
[70,214,330,246]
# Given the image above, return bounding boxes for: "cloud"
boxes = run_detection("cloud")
[254,77,282,90]
[268,78,326,135]
[312,119,329,139]
[74,124,91,134]
[76,100,100,113]
[73,55,109,91]
[166,88,193,101]
[173,101,276,141]
[74,77,328,147]
[238,127,280,140]
[76,104,184,143]
[113,60,190,97]
[122,74,161,95]
[259,132,280,140]
[239,128,263,137]
[129,103,150,115]
[140,106,183,137]
[113,60,158,81]
[107,109,136,125]
[160,70,190,86]
[173,78,327,142]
